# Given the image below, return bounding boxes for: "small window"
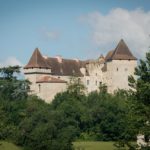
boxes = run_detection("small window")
[96,73,97,76]
[78,78,80,83]
[95,80,97,86]
[99,81,102,85]
[87,80,89,85]
[38,84,41,92]
[58,76,60,79]
[117,68,118,71]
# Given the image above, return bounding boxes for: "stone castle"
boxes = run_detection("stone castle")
[24,39,137,103]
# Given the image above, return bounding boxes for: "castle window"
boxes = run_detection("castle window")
[78,78,80,83]
[96,73,97,76]
[87,80,89,85]
[125,68,128,71]
[99,81,102,85]
[58,76,60,79]
[95,80,97,86]
[117,68,118,71]
[38,84,41,92]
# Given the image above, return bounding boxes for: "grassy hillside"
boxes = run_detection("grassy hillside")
[0,141,22,150]
[74,141,118,150]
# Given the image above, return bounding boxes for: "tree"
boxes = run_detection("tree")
[67,76,86,97]
[120,51,150,149]
[0,66,30,100]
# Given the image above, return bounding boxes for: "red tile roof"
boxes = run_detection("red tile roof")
[24,48,87,76]
[24,48,50,69]
[24,39,137,76]
[105,39,137,61]
[45,57,86,76]
[36,75,67,83]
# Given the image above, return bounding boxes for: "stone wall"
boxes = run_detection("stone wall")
[36,82,67,103]
[105,60,137,93]
[23,59,137,103]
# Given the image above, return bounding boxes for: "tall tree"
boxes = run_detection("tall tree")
[0,66,30,100]
[127,51,150,149]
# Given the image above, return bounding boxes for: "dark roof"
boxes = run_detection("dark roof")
[24,48,87,76]
[46,57,86,76]
[105,39,137,61]
[105,50,114,61]
[36,75,67,83]
[24,48,50,69]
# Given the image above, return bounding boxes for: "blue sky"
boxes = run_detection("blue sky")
[0,0,150,66]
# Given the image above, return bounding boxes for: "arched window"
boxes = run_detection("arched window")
[117,68,118,71]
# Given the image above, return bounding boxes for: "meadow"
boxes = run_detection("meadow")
[0,141,123,150]
[0,141,22,150]
[74,141,116,150]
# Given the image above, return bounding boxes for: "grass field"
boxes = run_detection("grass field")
[0,141,22,150]
[0,141,128,150]
[74,141,127,150]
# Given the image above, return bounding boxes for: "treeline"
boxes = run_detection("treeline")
[0,51,149,150]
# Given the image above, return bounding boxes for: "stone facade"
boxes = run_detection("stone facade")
[24,39,137,103]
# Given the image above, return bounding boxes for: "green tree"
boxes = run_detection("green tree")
[129,51,150,148]
[0,65,30,100]
[118,51,150,149]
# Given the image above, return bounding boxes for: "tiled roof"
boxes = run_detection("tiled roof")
[105,50,114,61]
[105,39,137,61]
[24,48,50,69]
[45,57,86,76]
[24,48,87,77]
[36,75,67,83]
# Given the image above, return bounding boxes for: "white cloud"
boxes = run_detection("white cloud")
[0,57,22,67]
[0,57,24,78]
[40,27,61,41]
[80,8,150,58]
[45,31,60,40]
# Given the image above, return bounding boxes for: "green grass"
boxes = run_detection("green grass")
[0,141,22,150]
[74,141,127,150]
[0,141,129,150]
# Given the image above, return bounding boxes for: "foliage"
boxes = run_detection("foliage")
[119,50,150,149]
[1,58,150,150]
[0,66,30,100]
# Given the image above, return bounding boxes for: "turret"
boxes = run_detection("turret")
[24,48,51,83]
[104,39,137,92]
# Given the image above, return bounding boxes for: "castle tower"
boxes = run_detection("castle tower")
[24,48,51,94]
[104,39,137,92]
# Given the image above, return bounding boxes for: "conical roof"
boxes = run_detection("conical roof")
[24,48,50,69]
[105,39,137,61]
[111,39,137,60]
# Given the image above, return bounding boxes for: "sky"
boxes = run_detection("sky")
[0,0,150,67]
